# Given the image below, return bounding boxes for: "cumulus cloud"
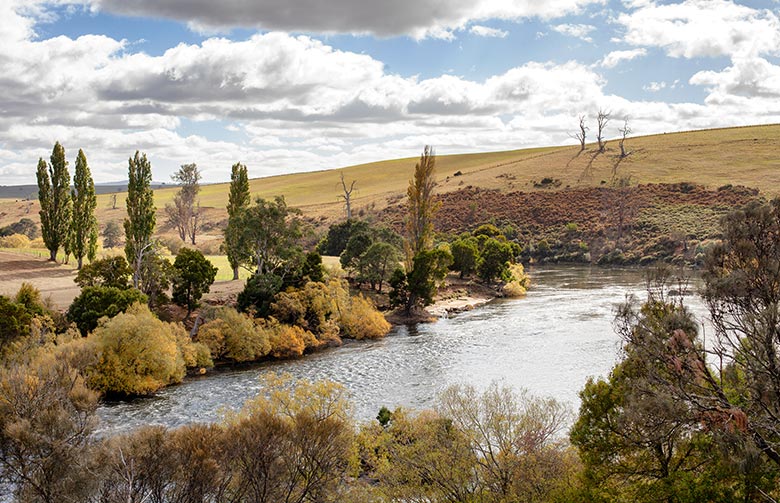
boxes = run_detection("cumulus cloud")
[469,25,509,38]
[599,48,647,68]
[88,0,603,39]
[1,1,780,185]
[552,23,596,42]
[616,0,780,59]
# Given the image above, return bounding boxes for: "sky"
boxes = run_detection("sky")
[0,0,779,185]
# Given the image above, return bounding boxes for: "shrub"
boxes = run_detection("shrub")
[271,281,339,344]
[268,324,310,358]
[338,295,390,340]
[502,263,530,297]
[197,307,270,362]
[88,303,187,396]
[29,237,46,249]
[67,286,148,335]
[0,233,30,248]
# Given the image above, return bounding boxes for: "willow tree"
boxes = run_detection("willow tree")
[70,149,98,269]
[37,142,72,262]
[225,162,250,280]
[124,151,156,289]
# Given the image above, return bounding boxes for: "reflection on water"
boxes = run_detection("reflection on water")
[97,266,709,435]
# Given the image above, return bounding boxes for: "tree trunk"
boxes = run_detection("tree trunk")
[232,266,239,281]
[49,248,57,262]
[77,256,83,270]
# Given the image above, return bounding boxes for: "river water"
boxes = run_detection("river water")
[96,266,710,435]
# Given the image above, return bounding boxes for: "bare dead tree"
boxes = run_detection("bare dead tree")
[597,109,611,152]
[338,172,356,220]
[569,115,588,151]
[618,118,632,158]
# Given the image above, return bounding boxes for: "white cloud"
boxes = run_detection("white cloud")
[616,0,780,59]
[552,23,596,42]
[643,81,665,92]
[469,25,509,38]
[599,48,647,68]
[1,1,780,185]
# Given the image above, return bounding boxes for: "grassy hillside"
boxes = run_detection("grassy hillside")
[1,124,778,230]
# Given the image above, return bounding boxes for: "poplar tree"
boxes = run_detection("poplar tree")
[225,162,250,280]
[124,151,156,289]
[405,145,439,264]
[71,149,98,269]
[37,142,72,262]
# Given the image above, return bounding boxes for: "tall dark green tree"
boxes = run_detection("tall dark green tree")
[70,149,98,270]
[225,162,251,280]
[124,151,156,289]
[238,196,302,278]
[37,142,72,262]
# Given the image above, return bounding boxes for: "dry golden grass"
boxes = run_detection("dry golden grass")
[2,124,778,230]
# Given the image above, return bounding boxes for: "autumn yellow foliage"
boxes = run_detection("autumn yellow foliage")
[88,303,188,396]
[338,294,391,340]
[503,263,530,297]
[197,307,270,362]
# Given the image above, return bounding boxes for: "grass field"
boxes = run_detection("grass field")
[1,123,778,231]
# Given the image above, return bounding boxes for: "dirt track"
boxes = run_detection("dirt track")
[0,250,244,310]
[0,251,80,309]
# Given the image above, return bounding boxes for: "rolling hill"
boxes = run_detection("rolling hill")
[0,123,778,233]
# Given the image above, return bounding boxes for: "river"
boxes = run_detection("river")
[96,266,710,435]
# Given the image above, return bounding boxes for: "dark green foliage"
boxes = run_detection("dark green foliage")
[74,256,133,289]
[404,247,453,313]
[67,286,147,335]
[172,248,217,314]
[317,219,370,256]
[237,272,283,317]
[102,221,122,249]
[139,250,174,309]
[238,196,302,277]
[0,218,38,239]
[0,296,33,350]
[450,237,479,278]
[71,149,98,269]
[388,268,409,309]
[477,238,514,283]
[358,242,401,293]
[302,251,325,284]
[377,406,393,427]
[472,223,502,238]
[124,151,156,289]
[37,142,72,262]
[225,162,251,280]
[340,230,372,273]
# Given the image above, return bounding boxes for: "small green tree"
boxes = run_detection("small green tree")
[74,256,133,289]
[102,221,122,249]
[225,162,251,280]
[404,247,453,314]
[477,237,514,284]
[359,242,401,293]
[450,237,479,279]
[37,142,72,262]
[124,151,156,289]
[71,149,98,269]
[238,196,302,278]
[172,248,217,315]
